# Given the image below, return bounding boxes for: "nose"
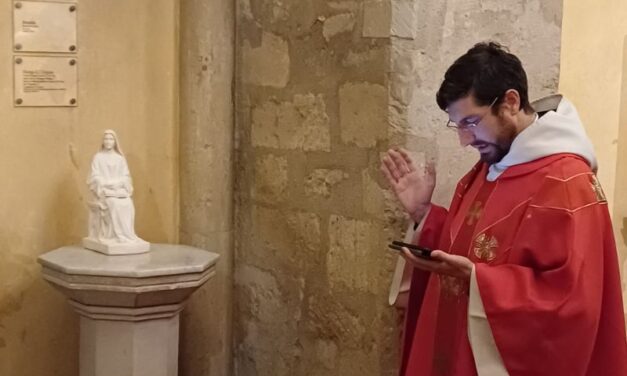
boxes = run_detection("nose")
[457,129,475,147]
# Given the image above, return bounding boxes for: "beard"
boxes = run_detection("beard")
[472,120,517,165]
[474,142,510,164]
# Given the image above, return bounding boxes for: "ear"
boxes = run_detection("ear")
[502,89,521,115]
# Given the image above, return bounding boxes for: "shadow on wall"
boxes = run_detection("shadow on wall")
[125,152,169,244]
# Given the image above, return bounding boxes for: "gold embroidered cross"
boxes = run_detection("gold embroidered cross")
[466,201,483,226]
[473,233,498,261]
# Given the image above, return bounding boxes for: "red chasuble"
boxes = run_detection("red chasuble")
[401,153,627,376]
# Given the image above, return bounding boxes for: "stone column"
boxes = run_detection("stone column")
[179,0,235,375]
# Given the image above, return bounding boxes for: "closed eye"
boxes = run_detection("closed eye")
[459,116,480,127]
[460,117,480,126]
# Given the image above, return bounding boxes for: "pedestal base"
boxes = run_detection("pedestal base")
[38,244,220,376]
[83,237,150,255]
[74,301,181,376]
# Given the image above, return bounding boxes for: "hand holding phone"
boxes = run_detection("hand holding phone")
[388,240,432,259]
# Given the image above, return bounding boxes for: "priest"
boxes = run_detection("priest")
[382,42,627,376]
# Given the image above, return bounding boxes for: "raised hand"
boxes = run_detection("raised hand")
[380,148,436,222]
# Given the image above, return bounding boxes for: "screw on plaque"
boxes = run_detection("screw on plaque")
[15,57,22,64]
[15,2,22,9]
[69,5,76,12]
[15,43,22,51]
[69,59,76,66]
[69,45,76,52]
[70,98,77,105]
[16,98,23,105]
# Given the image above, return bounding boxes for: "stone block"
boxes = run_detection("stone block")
[239,0,254,19]
[391,0,417,39]
[235,264,304,375]
[235,264,290,323]
[305,169,349,198]
[326,215,379,292]
[242,32,290,88]
[253,154,288,203]
[315,339,338,369]
[342,48,385,67]
[252,94,331,151]
[328,1,358,11]
[337,349,380,376]
[323,13,355,41]
[306,293,366,346]
[339,82,387,147]
[362,169,385,216]
[286,211,322,252]
[363,0,391,38]
[249,206,321,264]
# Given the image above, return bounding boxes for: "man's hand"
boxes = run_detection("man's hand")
[380,148,436,222]
[401,248,473,281]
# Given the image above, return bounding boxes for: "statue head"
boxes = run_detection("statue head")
[101,129,124,155]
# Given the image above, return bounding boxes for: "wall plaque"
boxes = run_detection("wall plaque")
[14,56,78,107]
[13,1,77,53]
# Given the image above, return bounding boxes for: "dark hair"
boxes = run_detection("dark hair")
[436,42,533,114]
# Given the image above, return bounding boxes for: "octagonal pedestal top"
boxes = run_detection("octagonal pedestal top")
[38,243,219,278]
[38,244,220,308]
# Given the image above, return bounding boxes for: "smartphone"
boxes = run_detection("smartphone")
[388,240,433,259]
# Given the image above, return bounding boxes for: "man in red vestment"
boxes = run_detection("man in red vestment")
[382,42,627,375]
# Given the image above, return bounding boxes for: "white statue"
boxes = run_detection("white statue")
[83,130,150,255]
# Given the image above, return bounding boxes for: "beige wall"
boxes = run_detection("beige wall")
[559,0,627,207]
[559,0,627,320]
[615,37,627,318]
[0,1,179,375]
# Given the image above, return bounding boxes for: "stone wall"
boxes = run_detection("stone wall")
[234,0,562,375]
[234,1,397,374]
[179,0,235,375]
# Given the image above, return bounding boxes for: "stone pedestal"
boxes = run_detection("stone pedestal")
[38,244,220,376]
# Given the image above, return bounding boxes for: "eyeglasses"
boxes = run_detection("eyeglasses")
[445,96,499,131]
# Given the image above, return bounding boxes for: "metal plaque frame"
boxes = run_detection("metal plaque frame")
[14,55,78,107]
[13,1,78,53]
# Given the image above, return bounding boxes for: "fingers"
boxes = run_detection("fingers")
[397,148,412,161]
[381,148,437,186]
[430,250,473,278]
[380,148,414,181]
[404,249,472,278]
[431,250,464,268]
[381,154,402,181]
[389,148,437,177]
[429,250,448,261]
[402,248,443,272]
[380,162,397,185]
[389,149,411,174]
